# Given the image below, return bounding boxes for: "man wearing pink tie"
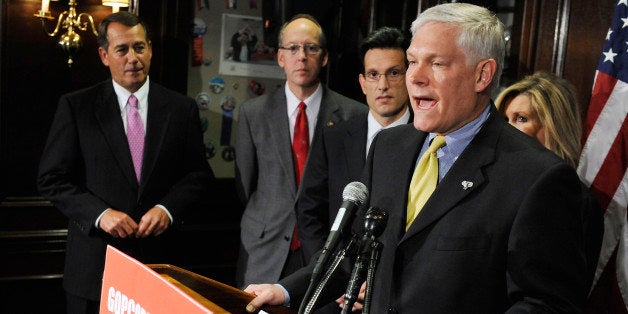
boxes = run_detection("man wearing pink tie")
[37,11,214,313]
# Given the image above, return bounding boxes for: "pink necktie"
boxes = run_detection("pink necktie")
[126,95,144,182]
[291,101,309,251]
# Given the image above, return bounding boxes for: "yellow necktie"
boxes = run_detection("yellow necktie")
[406,135,446,230]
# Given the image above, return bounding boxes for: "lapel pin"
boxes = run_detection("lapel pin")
[461,180,473,190]
[326,120,335,127]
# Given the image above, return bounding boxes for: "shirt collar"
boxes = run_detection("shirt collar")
[427,103,491,159]
[285,82,322,116]
[367,107,411,140]
[114,77,150,111]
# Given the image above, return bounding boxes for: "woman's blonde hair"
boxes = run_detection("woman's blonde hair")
[495,71,582,168]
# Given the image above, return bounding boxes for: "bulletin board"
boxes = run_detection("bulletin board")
[219,14,284,79]
[188,0,285,178]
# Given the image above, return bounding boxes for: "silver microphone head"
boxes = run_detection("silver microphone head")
[342,181,368,205]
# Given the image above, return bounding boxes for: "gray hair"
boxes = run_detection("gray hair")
[410,3,505,92]
[97,11,149,50]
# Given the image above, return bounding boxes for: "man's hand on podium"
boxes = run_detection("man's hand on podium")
[244,284,286,313]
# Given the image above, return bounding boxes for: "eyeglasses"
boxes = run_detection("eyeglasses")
[278,44,323,56]
[364,69,406,82]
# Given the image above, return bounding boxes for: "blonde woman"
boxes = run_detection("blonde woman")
[496,71,603,291]
[496,71,582,168]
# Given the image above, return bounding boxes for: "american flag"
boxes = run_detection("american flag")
[577,0,628,312]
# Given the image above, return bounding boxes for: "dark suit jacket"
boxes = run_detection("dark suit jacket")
[283,105,590,313]
[297,112,369,261]
[297,111,414,262]
[235,85,366,287]
[37,80,214,300]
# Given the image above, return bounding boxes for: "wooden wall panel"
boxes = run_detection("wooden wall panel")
[563,0,614,114]
[516,0,613,113]
[1,0,110,199]
[0,1,240,312]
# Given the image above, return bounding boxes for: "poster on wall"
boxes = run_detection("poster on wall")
[219,14,285,79]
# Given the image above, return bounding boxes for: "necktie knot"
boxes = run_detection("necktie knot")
[427,135,446,154]
[128,94,138,109]
[298,101,307,111]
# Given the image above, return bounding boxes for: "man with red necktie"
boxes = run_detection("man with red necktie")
[235,14,366,289]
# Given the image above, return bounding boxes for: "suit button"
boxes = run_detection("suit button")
[284,235,290,241]
[387,306,398,314]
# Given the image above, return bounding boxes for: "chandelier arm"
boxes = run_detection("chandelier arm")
[76,13,98,36]
[41,11,69,37]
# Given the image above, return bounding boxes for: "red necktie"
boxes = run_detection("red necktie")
[126,95,144,182]
[291,101,309,251]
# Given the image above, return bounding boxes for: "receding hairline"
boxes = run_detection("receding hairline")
[278,14,326,47]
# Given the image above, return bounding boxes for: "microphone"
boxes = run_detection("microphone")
[311,181,368,276]
[361,206,388,240]
[300,181,368,314]
[322,182,369,256]
[342,207,388,314]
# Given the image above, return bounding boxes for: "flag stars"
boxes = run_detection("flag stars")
[603,48,618,63]
[619,0,628,6]
[623,17,628,28]
[607,29,613,40]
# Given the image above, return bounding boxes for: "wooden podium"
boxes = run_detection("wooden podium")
[149,264,295,314]
[100,245,295,314]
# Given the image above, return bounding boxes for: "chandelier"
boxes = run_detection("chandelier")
[34,0,131,67]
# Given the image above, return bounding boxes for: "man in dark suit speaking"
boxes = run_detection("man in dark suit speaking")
[244,3,592,313]
[37,12,214,313]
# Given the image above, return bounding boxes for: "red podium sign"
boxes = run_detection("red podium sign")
[100,245,211,314]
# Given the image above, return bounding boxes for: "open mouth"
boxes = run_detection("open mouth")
[416,98,437,110]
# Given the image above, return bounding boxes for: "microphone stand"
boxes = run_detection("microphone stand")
[363,240,382,314]
[340,238,371,314]
[300,234,359,314]
[341,207,388,314]
[299,182,368,314]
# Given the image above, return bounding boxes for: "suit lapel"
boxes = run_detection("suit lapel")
[264,90,297,193]
[343,116,368,177]
[94,82,138,189]
[403,114,500,241]
[314,86,343,135]
[301,86,344,196]
[140,84,171,194]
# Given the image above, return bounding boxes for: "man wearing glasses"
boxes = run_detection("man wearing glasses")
[235,14,366,288]
[296,25,411,294]
[291,26,411,313]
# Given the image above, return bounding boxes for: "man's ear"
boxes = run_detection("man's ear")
[474,59,497,93]
[358,73,367,96]
[98,47,109,67]
[277,48,285,68]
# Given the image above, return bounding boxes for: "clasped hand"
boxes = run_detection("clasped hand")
[98,206,170,238]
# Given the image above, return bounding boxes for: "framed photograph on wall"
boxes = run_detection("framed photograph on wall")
[219,14,285,79]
